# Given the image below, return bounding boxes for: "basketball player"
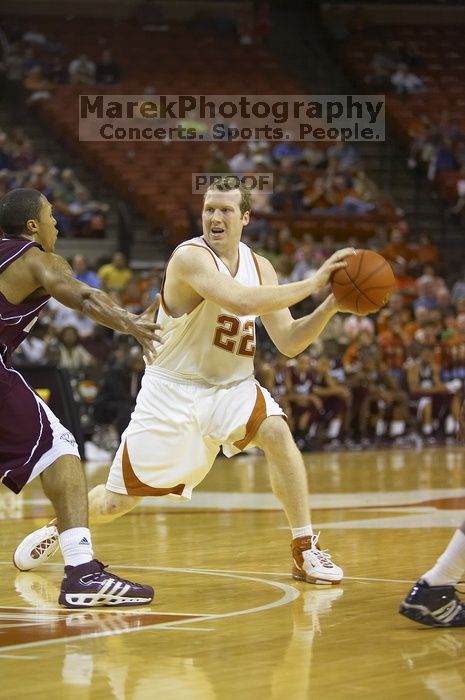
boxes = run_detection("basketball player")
[15,178,358,586]
[400,397,465,626]
[400,520,465,626]
[0,188,160,608]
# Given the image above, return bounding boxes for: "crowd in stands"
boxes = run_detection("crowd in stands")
[202,140,389,219]
[0,126,109,237]
[248,223,465,451]
[0,22,124,95]
[1,16,393,205]
[342,27,465,217]
[363,40,425,94]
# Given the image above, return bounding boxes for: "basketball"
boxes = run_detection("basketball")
[330,249,397,314]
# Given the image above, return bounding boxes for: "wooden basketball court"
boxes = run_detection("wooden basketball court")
[1,446,464,699]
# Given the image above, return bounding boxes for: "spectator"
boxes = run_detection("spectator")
[412,234,439,268]
[290,243,317,282]
[406,346,460,439]
[23,66,54,103]
[381,228,415,266]
[414,275,440,311]
[44,298,96,338]
[356,352,409,442]
[67,187,109,237]
[391,62,425,95]
[272,139,303,165]
[429,139,459,181]
[391,258,417,302]
[451,267,465,304]
[302,143,327,169]
[377,315,407,375]
[140,269,162,306]
[13,321,51,366]
[327,143,360,172]
[46,55,68,84]
[343,315,375,344]
[82,326,115,364]
[71,254,102,289]
[270,159,305,211]
[228,145,255,172]
[365,49,395,89]
[98,252,133,295]
[302,176,333,211]
[311,355,351,444]
[286,353,322,450]
[93,346,145,438]
[68,53,96,85]
[448,175,465,221]
[343,328,375,373]
[203,145,230,174]
[56,326,94,371]
[95,49,121,84]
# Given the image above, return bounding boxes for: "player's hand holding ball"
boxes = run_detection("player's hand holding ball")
[330,249,396,315]
[313,247,358,290]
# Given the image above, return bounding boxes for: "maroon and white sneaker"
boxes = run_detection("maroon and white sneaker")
[59,560,154,608]
[291,533,343,585]
[13,523,59,571]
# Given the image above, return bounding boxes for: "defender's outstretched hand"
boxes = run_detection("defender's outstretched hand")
[130,295,163,363]
[312,248,357,290]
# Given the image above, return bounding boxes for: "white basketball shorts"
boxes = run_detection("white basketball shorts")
[106,366,285,500]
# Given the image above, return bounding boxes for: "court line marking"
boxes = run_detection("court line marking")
[0,654,38,659]
[15,486,465,512]
[0,606,215,618]
[0,567,300,653]
[1,560,417,585]
[115,565,416,585]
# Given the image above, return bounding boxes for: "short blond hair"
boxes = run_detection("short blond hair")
[204,177,252,216]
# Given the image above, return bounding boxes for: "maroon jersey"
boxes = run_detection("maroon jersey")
[0,238,50,365]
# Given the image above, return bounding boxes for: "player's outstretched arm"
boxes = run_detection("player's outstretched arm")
[27,250,161,361]
[259,256,361,357]
[172,246,355,317]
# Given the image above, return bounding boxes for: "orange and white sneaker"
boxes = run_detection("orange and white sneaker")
[13,522,60,571]
[291,533,343,585]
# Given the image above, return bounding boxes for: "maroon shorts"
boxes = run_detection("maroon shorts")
[0,360,79,493]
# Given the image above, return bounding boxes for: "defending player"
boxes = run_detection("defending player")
[15,178,358,586]
[0,188,160,608]
[399,397,465,626]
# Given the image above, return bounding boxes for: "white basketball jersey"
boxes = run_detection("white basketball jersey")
[153,237,262,385]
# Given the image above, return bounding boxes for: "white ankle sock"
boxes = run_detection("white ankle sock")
[59,528,93,567]
[328,418,342,439]
[422,530,465,586]
[292,525,314,539]
[389,420,405,437]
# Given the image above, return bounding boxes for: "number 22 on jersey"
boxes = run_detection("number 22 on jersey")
[213,314,256,357]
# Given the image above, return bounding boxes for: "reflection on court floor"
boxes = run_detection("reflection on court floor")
[0,447,464,698]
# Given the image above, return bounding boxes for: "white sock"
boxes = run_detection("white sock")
[376,419,386,437]
[422,530,465,586]
[445,415,458,435]
[389,420,405,437]
[59,527,93,567]
[292,525,313,539]
[422,423,433,435]
[328,418,342,439]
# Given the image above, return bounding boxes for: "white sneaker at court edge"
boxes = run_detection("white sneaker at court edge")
[13,523,60,571]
